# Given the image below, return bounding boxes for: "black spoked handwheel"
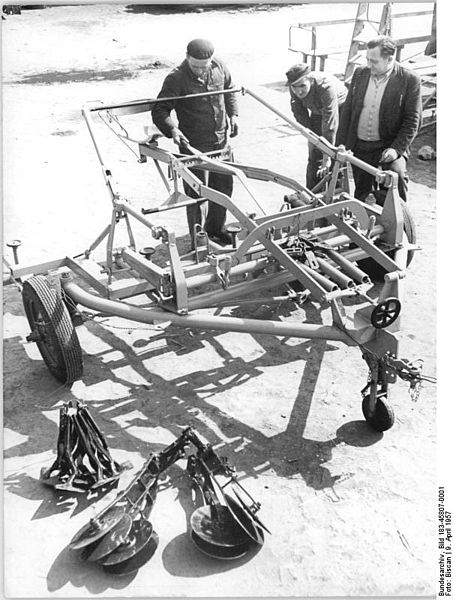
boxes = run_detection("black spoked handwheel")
[362,394,395,432]
[371,297,401,329]
[22,275,83,386]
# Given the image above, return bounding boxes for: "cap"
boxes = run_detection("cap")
[285,63,311,85]
[187,39,214,60]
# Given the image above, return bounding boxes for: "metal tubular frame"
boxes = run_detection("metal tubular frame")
[7,86,422,414]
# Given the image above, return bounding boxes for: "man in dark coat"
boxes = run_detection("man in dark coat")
[152,38,239,246]
[286,63,348,189]
[336,36,422,202]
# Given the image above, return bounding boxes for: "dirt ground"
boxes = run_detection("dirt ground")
[2,3,437,598]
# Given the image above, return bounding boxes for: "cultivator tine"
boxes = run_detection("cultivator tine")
[230,486,271,535]
[54,412,87,493]
[79,404,132,475]
[41,406,71,487]
[75,416,107,487]
[67,420,94,490]
[41,401,127,494]
[80,405,111,454]
[74,409,120,489]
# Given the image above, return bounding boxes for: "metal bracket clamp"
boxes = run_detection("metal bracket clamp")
[382,353,424,401]
[339,206,354,222]
[166,230,188,314]
[151,226,167,242]
[46,270,64,296]
[374,169,398,189]
[334,148,355,165]
[207,254,233,290]
[365,215,377,238]
[361,352,387,404]
[286,237,320,270]
[362,350,424,403]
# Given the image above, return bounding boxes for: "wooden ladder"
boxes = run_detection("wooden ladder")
[344,3,392,85]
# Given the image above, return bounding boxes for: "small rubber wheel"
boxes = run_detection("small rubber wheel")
[362,394,395,432]
[22,275,83,386]
[358,199,416,280]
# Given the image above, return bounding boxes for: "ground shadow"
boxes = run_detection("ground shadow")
[2,471,117,520]
[69,297,381,488]
[4,283,384,588]
[46,545,136,594]
[162,532,262,577]
[4,290,382,496]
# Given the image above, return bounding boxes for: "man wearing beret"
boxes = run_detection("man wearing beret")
[152,38,239,247]
[336,36,422,202]
[286,63,347,190]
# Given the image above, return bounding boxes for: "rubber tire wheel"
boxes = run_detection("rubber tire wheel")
[358,199,416,281]
[362,394,395,432]
[22,275,83,386]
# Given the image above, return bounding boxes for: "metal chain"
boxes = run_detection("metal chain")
[82,311,167,333]
[359,343,436,402]
[409,379,422,402]
[61,292,168,333]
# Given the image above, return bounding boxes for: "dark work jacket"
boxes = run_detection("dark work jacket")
[336,63,422,158]
[151,57,238,151]
[289,72,347,144]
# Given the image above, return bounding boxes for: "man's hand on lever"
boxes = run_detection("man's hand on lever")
[171,127,190,148]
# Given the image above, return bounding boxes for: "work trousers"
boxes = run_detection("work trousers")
[306,114,324,190]
[181,144,233,245]
[351,139,409,202]
[306,107,343,190]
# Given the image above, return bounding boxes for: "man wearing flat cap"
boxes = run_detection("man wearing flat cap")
[152,38,239,247]
[286,63,347,190]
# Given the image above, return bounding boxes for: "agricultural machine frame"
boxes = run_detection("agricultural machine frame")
[7,86,424,432]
